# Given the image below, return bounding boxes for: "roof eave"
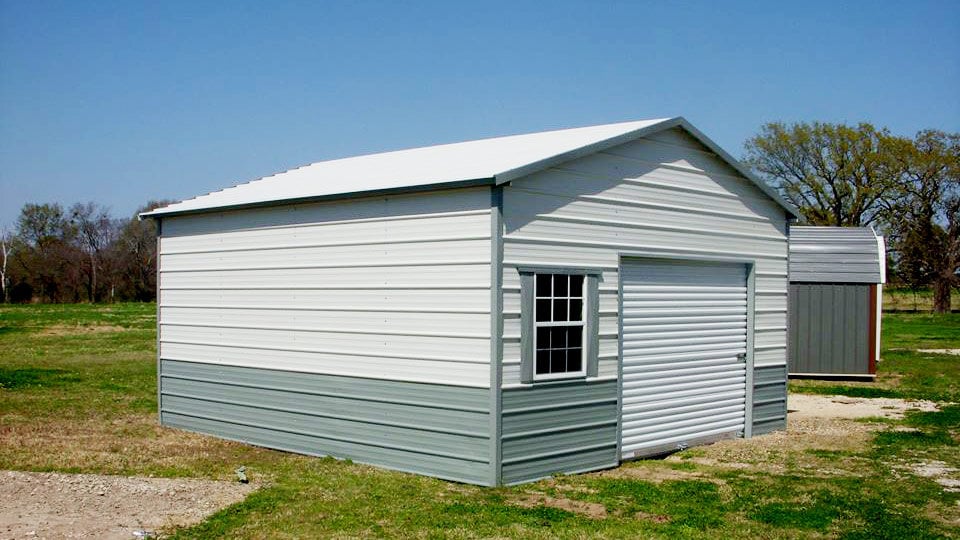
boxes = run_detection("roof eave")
[139,177,497,220]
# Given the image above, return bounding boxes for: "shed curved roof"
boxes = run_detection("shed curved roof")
[142,117,798,219]
[789,226,886,284]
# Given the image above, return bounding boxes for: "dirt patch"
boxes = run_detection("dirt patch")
[0,470,254,539]
[0,414,282,479]
[38,324,127,336]
[634,511,671,523]
[916,349,960,356]
[600,462,715,483]
[788,393,939,420]
[510,492,608,519]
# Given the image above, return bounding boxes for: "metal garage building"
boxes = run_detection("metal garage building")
[143,117,798,486]
[788,226,886,378]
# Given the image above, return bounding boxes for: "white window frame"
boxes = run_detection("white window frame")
[532,273,587,381]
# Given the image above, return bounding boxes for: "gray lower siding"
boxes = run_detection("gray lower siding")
[500,379,618,484]
[752,364,787,435]
[159,359,491,485]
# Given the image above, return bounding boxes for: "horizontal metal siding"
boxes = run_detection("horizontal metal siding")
[501,379,618,484]
[160,360,491,484]
[501,128,788,388]
[158,187,493,387]
[789,227,882,283]
[753,364,787,434]
[789,284,871,375]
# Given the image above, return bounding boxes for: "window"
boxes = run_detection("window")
[534,273,586,379]
[520,268,599,383]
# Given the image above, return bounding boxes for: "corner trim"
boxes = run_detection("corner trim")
[489,186,504,486]
[155,218,163,425]
[744,262,756,438]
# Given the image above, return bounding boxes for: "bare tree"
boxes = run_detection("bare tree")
[0,227,13,303]
[70,202,120,302]
[115,200,173,302]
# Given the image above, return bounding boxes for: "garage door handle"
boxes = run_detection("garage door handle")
[737,353,746,363]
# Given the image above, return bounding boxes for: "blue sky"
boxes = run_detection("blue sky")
[1,0,958,226]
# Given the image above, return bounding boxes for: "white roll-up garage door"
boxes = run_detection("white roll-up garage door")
[620,258,748,459]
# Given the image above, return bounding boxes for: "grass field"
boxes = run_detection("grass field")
[1,304,958,538]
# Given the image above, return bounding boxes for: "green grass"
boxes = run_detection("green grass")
[2,304,959,538]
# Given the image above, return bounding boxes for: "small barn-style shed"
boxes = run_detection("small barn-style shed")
[788,226,886,378]
[143,118,798,486]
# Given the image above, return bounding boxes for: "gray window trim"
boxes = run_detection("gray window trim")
[520,268,601,384]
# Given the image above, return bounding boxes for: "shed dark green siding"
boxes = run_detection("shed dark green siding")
[788,284,872,376]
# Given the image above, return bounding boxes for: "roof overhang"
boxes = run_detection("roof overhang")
[141,117,799,221]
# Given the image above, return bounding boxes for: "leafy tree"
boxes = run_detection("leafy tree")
[744,122,898,226]
[883,130,959,313]
[14,203,81,302]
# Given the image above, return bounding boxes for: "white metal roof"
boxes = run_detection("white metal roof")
[789,226,886,284]
[143,117,798,218]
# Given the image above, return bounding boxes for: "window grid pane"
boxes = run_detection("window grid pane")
[533,273,587,376]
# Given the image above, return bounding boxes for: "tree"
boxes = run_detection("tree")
[114,200,173,302]
[744,122,898,226]
[70,202,121,302]
[14,203,82,302]
[0,228,14,303]
[883,130,960,313]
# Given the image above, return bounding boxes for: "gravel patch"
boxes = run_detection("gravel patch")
[905,461,960,493]
[0,471,254,539]
[916,349,960,356]
[788,393,939,420]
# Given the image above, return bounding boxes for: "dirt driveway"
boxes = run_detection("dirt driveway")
[0,471,253,539]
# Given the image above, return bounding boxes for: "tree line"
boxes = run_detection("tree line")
[745,123,958,313]
[1,201,172,303]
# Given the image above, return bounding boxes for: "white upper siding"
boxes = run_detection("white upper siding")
[501,127,789,386]
[158,187,493,387]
